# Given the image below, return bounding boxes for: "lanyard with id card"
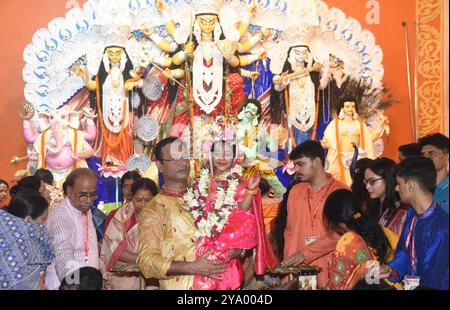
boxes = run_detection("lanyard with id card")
[307,179,335,229]
[403,216,420,290]
[305,180,335,247]
[404,275,420,290]
[84,213,89,264]
[305,179,335,247]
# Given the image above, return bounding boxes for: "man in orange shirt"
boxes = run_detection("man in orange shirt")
[281,141,348,288]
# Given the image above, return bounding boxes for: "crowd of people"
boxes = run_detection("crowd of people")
[0,133,448,290]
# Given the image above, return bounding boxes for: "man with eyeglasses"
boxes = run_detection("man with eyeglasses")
[138,137,228,290]
[419,133,449,214]
[45,168,100,290]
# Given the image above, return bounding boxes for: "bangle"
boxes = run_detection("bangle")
[246,188,258,196]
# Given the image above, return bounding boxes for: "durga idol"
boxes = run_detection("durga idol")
[153,0,266,127]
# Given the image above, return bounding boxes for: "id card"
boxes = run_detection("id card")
[305,236,318,246]
[403,276,420,290]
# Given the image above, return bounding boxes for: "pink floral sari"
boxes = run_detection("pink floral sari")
[193,181,279,290]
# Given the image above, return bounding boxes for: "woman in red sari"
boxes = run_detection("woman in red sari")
[323,189,392,290]
[185,136,278,290]
[100,178,158,290]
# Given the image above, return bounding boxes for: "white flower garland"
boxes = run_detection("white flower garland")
[184,165,244,239]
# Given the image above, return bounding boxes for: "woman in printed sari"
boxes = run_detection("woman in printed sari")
[323,189,392,290]
[0,208,53,290]
[7,191,49,224]
[364,158,410,240]
[100,178,158,290]
[9,176,51,205]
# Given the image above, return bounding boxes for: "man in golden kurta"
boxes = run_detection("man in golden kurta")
[138,137,226,290]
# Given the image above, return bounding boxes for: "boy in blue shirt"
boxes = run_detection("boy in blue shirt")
[419,133,449,214]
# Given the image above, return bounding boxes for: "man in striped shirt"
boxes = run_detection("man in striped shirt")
[45,168,100,290]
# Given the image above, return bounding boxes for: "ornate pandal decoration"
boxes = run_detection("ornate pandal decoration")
[416,0,444,136]
[19,102,35,120]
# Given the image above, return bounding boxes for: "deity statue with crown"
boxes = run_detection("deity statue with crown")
[320,86,393,186]
[20,0,392,197]
[74,1,144,171]
[145,0,268,133]
[321,96,375,186]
